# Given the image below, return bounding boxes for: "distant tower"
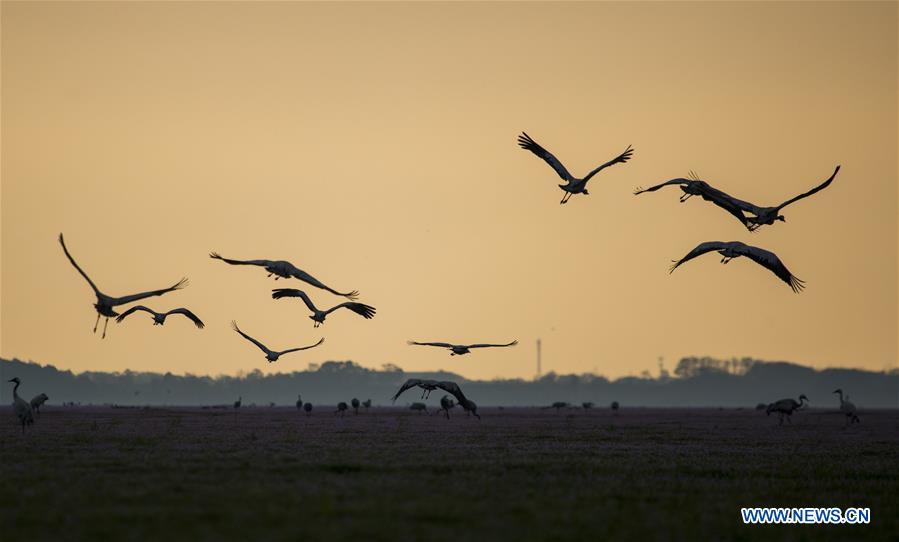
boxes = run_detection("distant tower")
[536,339,542,378]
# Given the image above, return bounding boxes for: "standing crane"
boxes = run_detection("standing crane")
[209,252,359,299]
[351,398,361,415]
[336,402,349,416]
[59,234,188,338]
[30,393,49,416]
[766,394,808,425]
[518,132,634,204]
[437,395,456,419]
[833,389,860,424]
[295,395,303,410]
[271,288,376,328]
[304,402,313,416]
[233,396,242,409]
[8,378,34,434]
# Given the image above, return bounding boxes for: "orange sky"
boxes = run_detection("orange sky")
[1,1,896,380]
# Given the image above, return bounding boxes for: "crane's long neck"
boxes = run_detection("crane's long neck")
[835,391,844,405]
[12,381,20,399]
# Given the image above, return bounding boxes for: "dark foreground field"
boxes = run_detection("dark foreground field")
[1,406,896,541]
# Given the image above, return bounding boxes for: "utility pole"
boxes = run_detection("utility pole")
[536,338,542,379]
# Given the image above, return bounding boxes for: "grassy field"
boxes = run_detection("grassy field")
[1,406,896,541]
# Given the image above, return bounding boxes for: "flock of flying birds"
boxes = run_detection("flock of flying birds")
[9,132,840,432]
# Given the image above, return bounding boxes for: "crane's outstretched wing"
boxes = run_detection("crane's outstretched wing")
[407,341,455,349]
[582,145,634,182]
[633,179,690,195]
[698,189,754,230]
[327,302,376,320]
[111,278,188,307]
[736,245,805,293]
[283,265,359,300]
[209,252,273,267]
[280,337,325,355]
[517,132,574,182]
[392,379,423,403]
[59,233,101,296]
[166,308,205,328]
[231,321,271,355]
[467,340,518,349]
[669,242,730,273]
[271,288,320,313]
[436,381,471,408]
[115,305,157,323]
[776,165,839,211]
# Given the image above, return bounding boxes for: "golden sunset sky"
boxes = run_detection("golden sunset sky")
[2,1,896,380]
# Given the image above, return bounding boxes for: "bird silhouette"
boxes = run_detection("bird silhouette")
[833,388,860,425]
[115,306,205,328]
[518,132,633,204]
[231,321,324,363]
[407,340,518,356]
[392,379,480,419]
[59,234,188,338]
[733,166,840,231]
[634,174,757,230]
[8,378,34,434]
[271,288,375,328]
[210,252,358,299]
[669,241,805,292]
[766,394,808,425]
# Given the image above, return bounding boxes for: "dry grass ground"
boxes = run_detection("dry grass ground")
[1,406,896,541]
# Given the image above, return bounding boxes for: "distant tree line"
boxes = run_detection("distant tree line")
[1,357,896,408]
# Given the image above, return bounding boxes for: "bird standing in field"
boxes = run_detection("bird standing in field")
[296,395,303,410]
[210,252,359,299]
[518,132,634,204]
[833,388,860,425]
[669,241,805,292]
[336,402,349,416]
[30,393,49,416]
[728,166,840,231]
[407,340,518,356]
[231,321,324,363]
[362,399,372,412]
[304,402,313,416]
[438,395,456,419]
[410,402,429,414]
[115,306,205,328]
[8,378,34,434]
[271,288,376,328]
[766,394,808,425]
[234,396,242,409]
[59,234,188,338]
[351,398,361,415]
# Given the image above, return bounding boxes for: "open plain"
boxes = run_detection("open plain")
[1,406,896,541]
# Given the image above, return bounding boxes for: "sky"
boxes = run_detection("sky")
[1,1,896,381]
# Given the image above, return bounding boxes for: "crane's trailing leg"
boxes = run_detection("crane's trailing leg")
[680,194,693,202]
[93,313,101,333]
[102,317,109,339]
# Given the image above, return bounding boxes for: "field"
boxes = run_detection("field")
[1,406,896,541]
